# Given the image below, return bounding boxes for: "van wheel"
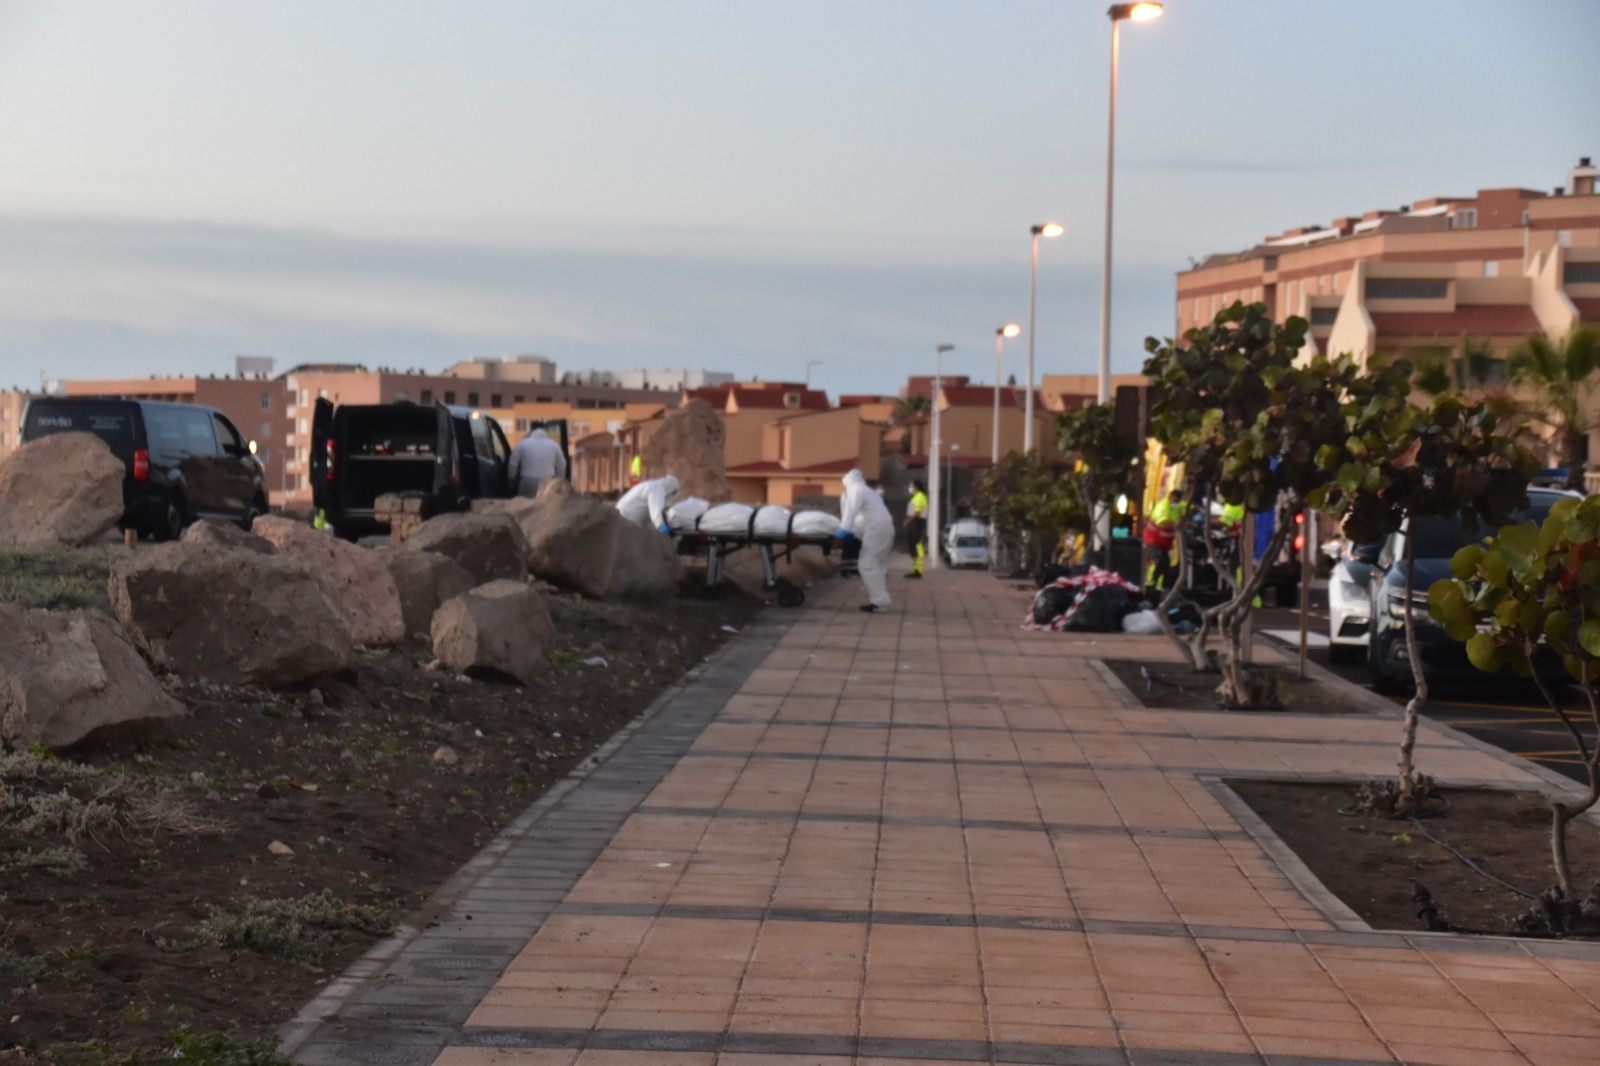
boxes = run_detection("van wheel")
[160,497,186,541]
[242,497,266,532]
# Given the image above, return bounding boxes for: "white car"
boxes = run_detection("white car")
[1327,541,1380,662]
[943,518,990,569]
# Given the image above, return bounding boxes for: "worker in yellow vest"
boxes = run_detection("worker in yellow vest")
[629,454,642,486]
[1142,488,1187,589]
[903,480,929,578]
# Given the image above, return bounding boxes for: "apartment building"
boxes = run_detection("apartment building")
[901,383,1067,466]
[1,389,39,451]
[441,354,557,384]
[1038,373,1148,412]
[727,406,884,505]
[490,400,668,448]
[1176,156,1600,483]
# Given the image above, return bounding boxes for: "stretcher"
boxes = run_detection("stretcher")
[671,509,851,608]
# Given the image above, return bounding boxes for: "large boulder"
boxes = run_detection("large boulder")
[402,511,529,586]
[430,580,554,686]
[642,400,730,504]
[381,549,474,640]
[250,516,405,647]
[182,517,275,555]
[109,542,353,687]
[0,432,125,548]
[498,491,678,600]
[0,605,184,750]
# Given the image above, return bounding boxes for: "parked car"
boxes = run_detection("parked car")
[311,399,537,538]
[1366,488,1576,693]
[1326,541,1381,662]
[21,396,266,540]
[943,517,990,568]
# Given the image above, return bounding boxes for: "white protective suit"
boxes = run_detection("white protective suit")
[507,428,567,497]
[616,475,680,531]
[839,468,893,609]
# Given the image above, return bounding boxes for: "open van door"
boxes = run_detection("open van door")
[309,397,334,513]
[531,419,573,482]
[434,403,463,507]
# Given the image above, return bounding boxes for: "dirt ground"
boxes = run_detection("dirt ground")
[1231,780,1600,937]
[1,548,760,1060]
[1105,656,1373,714]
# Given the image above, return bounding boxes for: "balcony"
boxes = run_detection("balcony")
[1586,469,1600,496]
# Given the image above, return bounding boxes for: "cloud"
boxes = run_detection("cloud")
[0,213,1176,396]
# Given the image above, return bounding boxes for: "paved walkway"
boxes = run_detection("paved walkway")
[286,570,1600,1066]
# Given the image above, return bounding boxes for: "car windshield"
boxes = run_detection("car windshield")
[1408,494,1564,558]
[956,536,986,547]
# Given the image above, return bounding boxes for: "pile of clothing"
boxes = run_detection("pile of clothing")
[1024,567,1145,632]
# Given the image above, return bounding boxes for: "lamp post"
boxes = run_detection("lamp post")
[804,359,823,388]
[1097,1,1163,403]
[928,343,955,572]
[948,443,961,518]
[1025,222,1065,454]
[993,323,1021,464]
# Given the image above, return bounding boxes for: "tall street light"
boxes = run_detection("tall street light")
[993,323,1021,464]
[928,343,955,572]
[1097,1,1163,403]
[1025,221,1065,454]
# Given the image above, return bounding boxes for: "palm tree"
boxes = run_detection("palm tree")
[892,393,930,426]
[1509,326,1600,491]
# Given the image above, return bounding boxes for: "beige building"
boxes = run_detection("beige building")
[1176,156,1600,487]
[441,354,557,385]
[727,406,884,505]
[1,389,40,452]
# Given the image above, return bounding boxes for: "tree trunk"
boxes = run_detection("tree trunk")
[1395,534,1428,815]
[1549,668,1600,899]
[1563,429,1587,493]
[1216,514,1292,709]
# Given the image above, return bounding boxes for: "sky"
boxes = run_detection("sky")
[0,0,1596,398]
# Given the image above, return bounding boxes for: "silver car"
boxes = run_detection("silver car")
[944,519,990,569]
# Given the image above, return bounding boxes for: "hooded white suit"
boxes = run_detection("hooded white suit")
[616,475,680,531]
[507,428,567,497]
[839,468,893,609]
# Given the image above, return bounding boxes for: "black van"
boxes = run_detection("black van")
[310,399,528,537]
[21,397,268,540]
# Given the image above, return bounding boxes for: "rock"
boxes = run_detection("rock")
[380,549,474,640]
[403,511,530,586]
[267,840,295,858]
[181,518,275,554]
[0,432,125,548]
[501,491,679,600]
[641,399,730,503]
[109,541,354,687]
[0,604,184,750]
[250,516,405,647]
[429,579,554,686]
[538,477,575,500]
[431,745,459,766]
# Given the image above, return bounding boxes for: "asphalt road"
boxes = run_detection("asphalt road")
[1253,589,1594,785]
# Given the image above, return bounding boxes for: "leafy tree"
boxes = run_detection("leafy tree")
[973,451,1085,575]
[1508,326,1600,491]
[1055,403,1140,568]
[1429,495,1600,929]
[892,393,930,426]
[1318,374,1536,815]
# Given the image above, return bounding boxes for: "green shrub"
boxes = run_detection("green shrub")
[193,890,390,966]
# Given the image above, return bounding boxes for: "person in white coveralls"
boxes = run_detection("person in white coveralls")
[615,475,680,534]
[836,468,893,612]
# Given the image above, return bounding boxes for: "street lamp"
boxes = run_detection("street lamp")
[804,359,823,387]
[947,443,961,518]
[993,323,1021,464]
[929,343,955,573]
[1025,222,1065,454]
[1097,1,1162,403]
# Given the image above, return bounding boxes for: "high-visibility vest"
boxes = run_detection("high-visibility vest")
[1220,502,1245,530]
[630,454,642,478]
[908,490,928,519]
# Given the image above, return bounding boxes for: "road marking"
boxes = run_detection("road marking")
[1262,629,1329,648]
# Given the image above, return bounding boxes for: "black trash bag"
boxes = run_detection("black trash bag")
[1031,585,1076,626]
[1166,602,1203,628]
[1063,585,1138,632]
[1034,562,1074,589]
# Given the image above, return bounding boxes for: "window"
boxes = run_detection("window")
[1365,278,1448,300]
[513,394,524,403]
[297,417,307,436]
[211,413,241,455]
[1557,230,1573,248]
[1452,208,1477,229]
[420,389,433,404]
[1309,307,1338,326]
[1564,263,1600,284]
[259,393,271,410]
[1483,260,1499,278]
[260,421,270,439]
[491,393,503,408]
[467,391,480,407]
[444,391,456,405]
[393,390,409,403]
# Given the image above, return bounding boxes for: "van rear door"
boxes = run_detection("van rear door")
[310,397,334,513]
[434,404,461,504]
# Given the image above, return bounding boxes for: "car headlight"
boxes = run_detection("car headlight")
[1386,591,1432,620]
